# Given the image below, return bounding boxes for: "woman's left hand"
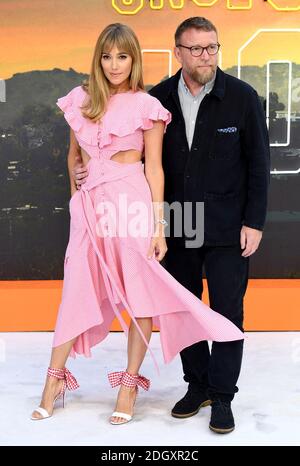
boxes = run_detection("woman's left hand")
[147,229,168,261]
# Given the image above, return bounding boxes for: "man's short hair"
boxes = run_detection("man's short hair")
[175,17,218,45]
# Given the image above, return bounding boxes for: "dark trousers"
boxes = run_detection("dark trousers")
[161,244,249,402]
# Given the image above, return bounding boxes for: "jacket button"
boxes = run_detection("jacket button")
[185,174,190,179]
[193,147,198,151]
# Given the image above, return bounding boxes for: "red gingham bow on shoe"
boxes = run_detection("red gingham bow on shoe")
[47,367,80,391]
[108,371,150,391]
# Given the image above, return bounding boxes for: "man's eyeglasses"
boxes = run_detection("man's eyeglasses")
[176,43,220,57]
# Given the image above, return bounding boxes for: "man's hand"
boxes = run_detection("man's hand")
[73,156,88,189]
[240,225,263,257]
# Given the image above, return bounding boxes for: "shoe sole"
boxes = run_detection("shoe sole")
[209,424,235,434]
[171,399,212,418]
[110,419,132,425]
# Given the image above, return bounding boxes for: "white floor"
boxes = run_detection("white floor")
[0,332,299,446]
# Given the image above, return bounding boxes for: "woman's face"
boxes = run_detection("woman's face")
[101,44,133,91]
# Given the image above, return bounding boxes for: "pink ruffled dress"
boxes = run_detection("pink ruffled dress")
[53,85,244,372]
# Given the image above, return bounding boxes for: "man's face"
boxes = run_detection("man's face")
[174,28,219,86]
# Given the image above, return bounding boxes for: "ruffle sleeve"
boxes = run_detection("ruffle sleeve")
[141,94,172,134]
[56,86,99,146]
[99,93,172,149]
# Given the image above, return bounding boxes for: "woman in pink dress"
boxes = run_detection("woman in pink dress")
[31,23,244,425]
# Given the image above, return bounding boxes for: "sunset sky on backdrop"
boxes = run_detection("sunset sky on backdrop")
[0,0,299,83]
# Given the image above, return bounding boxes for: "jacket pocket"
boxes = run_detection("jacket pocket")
[203,191,244,234]
[209,130,240,160]
[204,191,239,200]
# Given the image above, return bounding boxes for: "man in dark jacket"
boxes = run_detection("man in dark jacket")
[148,17,270,434]
[73,17,270,434]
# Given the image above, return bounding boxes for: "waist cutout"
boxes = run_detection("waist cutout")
[82,158,144,192]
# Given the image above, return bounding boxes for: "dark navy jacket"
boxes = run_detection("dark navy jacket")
[149,67,270,247]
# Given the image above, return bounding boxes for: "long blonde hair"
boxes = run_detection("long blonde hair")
[81,23,145,123]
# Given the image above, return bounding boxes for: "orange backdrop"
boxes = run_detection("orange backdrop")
[1,279,299,332]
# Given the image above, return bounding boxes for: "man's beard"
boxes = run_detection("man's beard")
[189,65,216,86]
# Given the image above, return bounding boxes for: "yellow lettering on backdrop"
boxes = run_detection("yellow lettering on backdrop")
[149,0,184,10]
[112,0,144,15]
[111,0,300,13]
[227,0,252,10]
[267,0,300,11]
